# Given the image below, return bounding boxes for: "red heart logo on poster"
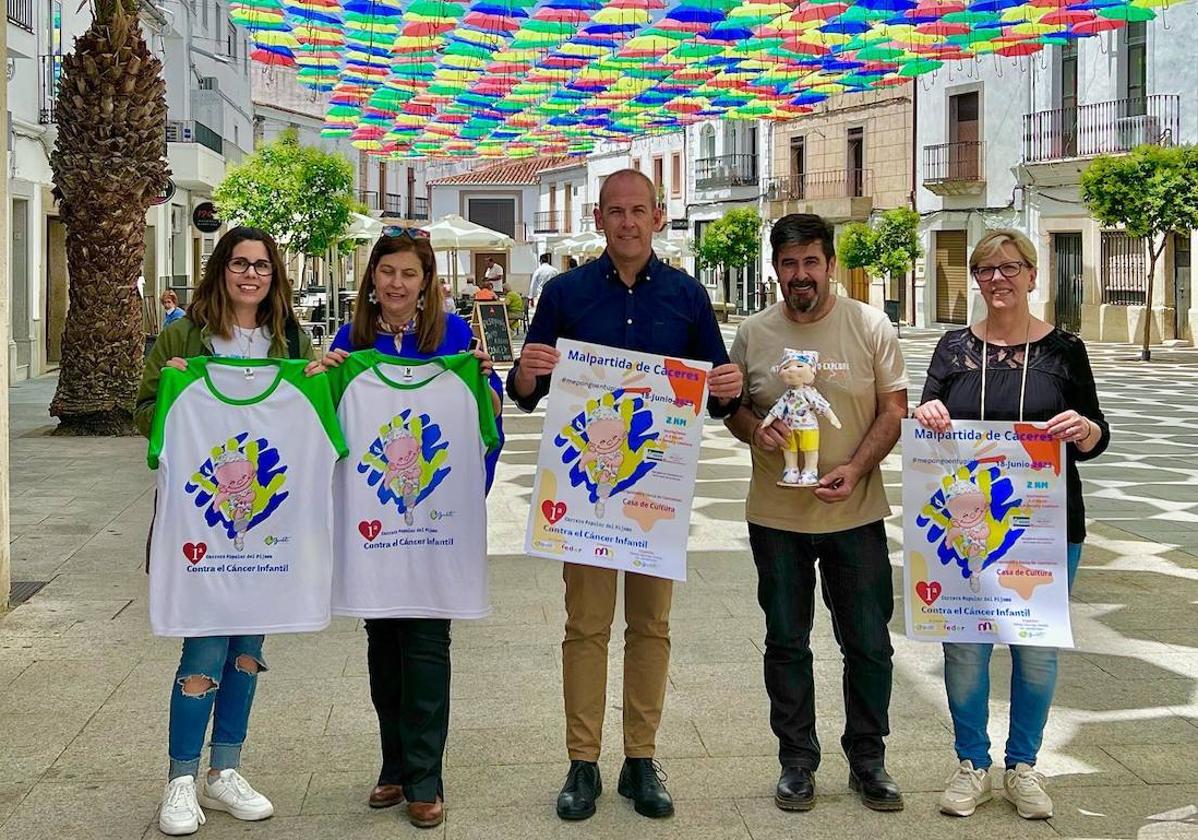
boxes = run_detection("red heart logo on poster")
[359,520,383,542]
[541,500,567,525]
[183,542,207,565]
[916,580,942,606]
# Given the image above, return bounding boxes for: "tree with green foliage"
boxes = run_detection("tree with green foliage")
[694,208,763,307]
[214,129,356,258]
[837,208,922,298]
[1081,144,1198,361]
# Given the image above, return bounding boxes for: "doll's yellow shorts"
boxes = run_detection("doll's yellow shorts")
[784,428,820,453]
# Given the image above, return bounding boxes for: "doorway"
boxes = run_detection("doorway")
[1174,233,1191,339]
[45,217,69,366]
[948,92,980,180]
[1053,233,1084,334]
[934,230,968,324]
[11,200,32,374]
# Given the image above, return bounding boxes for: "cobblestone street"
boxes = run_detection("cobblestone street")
[2,329,1197,839]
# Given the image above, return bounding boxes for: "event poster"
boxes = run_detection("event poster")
[902,419,1073,648]
[525,339,711,581]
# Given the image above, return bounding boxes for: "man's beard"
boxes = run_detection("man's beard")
[784,281,821,313]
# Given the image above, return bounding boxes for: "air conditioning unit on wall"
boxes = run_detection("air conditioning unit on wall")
[1115,115,1160,149]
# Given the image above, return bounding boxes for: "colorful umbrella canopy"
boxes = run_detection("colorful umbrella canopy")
[233,0,1182,158]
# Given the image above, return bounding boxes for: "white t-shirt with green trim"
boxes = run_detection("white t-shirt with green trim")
[147,358,348,637]
[329,350,500,619]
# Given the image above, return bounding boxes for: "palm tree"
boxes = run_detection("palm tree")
[49,0,169,434]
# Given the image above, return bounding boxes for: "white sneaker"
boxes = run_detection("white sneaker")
[159,775,206,836]
[798,469,818,485]
[198,769,275,821]
[1004,763,1053,819]
[939,760,992,816]
[781,467,801,484]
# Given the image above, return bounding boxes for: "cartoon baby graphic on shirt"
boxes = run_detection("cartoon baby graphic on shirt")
[556,389,659,518]
[359,411,450,526]
[916,461,1028,592]
[186,435,289,552]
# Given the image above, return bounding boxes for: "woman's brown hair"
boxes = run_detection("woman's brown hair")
[350,232,445,353]
[186,226,297,357]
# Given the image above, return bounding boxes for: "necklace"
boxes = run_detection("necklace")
[979,315,1032,421]
[235,325,258,357]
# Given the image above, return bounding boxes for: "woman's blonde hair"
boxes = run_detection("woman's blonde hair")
[187,227,296,357]
[969,229,1038,272]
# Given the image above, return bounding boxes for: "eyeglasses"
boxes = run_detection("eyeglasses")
[382,225,429,239]
[971,261,1028,283]
[227,258,273,276]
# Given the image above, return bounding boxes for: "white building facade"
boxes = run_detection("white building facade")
[5,0,257,382]
[686,119,771,315]
[916,18,1197,344]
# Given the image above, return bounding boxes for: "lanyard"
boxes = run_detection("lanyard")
[979,317,1031,422]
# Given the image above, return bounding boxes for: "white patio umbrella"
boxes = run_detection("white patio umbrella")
[652,237,686,260]
[553,230,606,258]
[342,212,384,241]
[421,214,515,291]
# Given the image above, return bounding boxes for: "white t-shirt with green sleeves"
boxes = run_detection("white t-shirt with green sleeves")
[329,350,500,619]
[147,358,348,637]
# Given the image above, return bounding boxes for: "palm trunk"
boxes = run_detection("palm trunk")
[48,0,169,434]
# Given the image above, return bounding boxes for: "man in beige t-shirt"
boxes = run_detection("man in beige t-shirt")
[726,214,908,814]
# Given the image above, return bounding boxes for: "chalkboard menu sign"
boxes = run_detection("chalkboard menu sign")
[473,301,514,363]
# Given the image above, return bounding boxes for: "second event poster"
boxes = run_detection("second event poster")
[526,339,711,581]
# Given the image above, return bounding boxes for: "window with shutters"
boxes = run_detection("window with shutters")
[468,198,516,239]
[1100,231,1147,305]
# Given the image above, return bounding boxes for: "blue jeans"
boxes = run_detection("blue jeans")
[942,542,1083,770]
[168,635,267,780]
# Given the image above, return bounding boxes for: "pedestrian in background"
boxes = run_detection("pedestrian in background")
[913,229,1109,821]
[725,213,908,814]
[161,290,185,328]
[509,169,743,822]
[529,252,560,311]
[136,226,321,837]
[473,280,498,302]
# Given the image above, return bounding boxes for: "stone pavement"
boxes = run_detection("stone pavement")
[2,329,1198,840]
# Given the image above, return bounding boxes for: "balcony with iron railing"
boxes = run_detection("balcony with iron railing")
[382,192,404,217]
[357,189,379,212]
[8,0,34,31]
[1023,94,1180,163]
[39,55,59,125]
[166,120,223,156]
[533,210,561,234]
[409,195,429,221]
[766,168,873,202]
[695,154,759,190]
[922,141,986,196]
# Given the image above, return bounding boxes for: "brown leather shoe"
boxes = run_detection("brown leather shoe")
[367,784,404,809]
[407,797,444,828]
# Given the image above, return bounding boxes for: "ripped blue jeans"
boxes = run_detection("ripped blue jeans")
[168,635,267,780]
[942,542,1083,770]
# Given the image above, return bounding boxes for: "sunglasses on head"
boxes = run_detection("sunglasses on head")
[382,225,429,239]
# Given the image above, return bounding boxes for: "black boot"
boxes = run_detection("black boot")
[618,757,674,818]
[848,766,904,812]
[556,760,602,821]
[775,766,815,811]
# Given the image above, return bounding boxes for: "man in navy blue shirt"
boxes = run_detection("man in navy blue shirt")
[508,169,743,822]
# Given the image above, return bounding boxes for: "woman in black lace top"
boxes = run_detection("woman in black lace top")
[913,230,1109,821]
